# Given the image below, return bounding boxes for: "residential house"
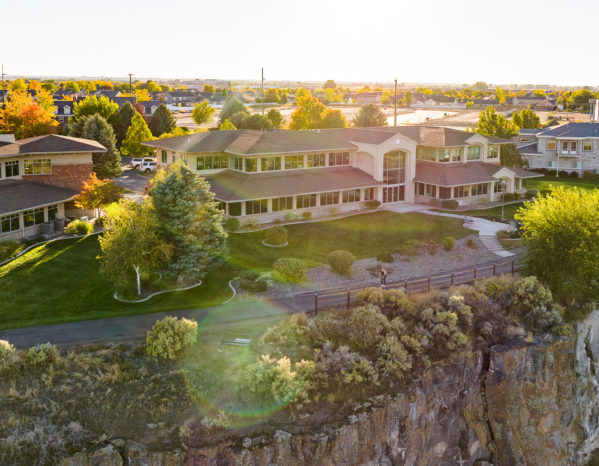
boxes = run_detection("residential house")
[511,95,557,111]
[164,90,198,106]
[411,95,466,109]
[355,92,382,105]
[516,123,599,174]
[54,100,75,127]
[143,126,539,223]
[139,100,164,118]
[470,99,500,108]
[0,134,106,240]
[112,96,137,108]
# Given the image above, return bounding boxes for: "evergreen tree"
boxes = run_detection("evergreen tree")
[352,104,388,127]
[113,101,137,147]
[219,95,247,124]
[149,104,176,137]
[70,114,122,178]
[267,108,284,128]
[149,161,227,281]
[121,113,154,157]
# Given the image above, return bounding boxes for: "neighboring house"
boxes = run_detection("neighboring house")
[139,100,164,118]
[164,90,198,106]
[143,126,539,223]
[54,100,75,126]
[355,92,382,105]
[470,99,500,108]
[511,95,557,110]
[112,96,137,107]
[411,95,466,109]
[52,89,85,101]
[0,134,107,240]
[516,123,599,174]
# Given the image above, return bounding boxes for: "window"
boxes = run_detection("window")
[382,186,404,203]
[342,189,361,203]
[307,153,326,167]
[583,142,592,151]
[230,156,243,170]
[547,161,558,168]
[272,197,293,212]
[470,183,488,196]
[261,156,281,171]
[320,191,339,206]
[23,208,45,227]
[466,146,481,161]
[285,155,304,169]
[246,199,268,215]
[24,159,51,175]
[245,158,257,172]
[196,154,227,170]
[453,186,469,198]
[519,137,529,142]
[438,148,462,163]
[47,204,58,221]
[547,141,556,150]
[228,202,242,216]
[562,141,577,153]
[415,182,436,197]
[4,160,19,177]
[417,147,436,161]
[328,152,349,166]
[494,180,508,192]
[487,145,499,159]
[161,150,167,163]
[0,213,19,233]
[364,187,375,201]
[296,194,316,208]
[383,150,405,184]
[182,155,188,166]
[172,154,176,163]
[439,187,451,199]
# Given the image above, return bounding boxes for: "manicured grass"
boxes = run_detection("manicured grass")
[457,202,526,221]
[228,211,473,271]
[525,175,599,192]
[0,211,473,330]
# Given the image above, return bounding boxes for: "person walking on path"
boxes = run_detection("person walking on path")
[380,266,387,286]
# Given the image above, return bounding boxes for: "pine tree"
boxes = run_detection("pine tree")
[352,104,388,127]
[121,113,154,157]
[70,114,122,178]
[113,101,136,147]
[149,161,227,281]
[148,104,176,137]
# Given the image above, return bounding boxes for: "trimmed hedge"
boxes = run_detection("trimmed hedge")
[442,236,456,251]
[365,200,381,209]
[225,217,240,231]
[273,258,309,283]
[327,250,355,275]
[264,226,288,245]
[302,211,312,220]
[65,220,93,236]
[441,199,459,210]
[376,252,394,263]
[428,198,440,207]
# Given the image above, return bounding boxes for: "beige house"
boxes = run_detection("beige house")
[144,126,540,223]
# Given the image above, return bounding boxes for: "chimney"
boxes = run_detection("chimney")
[0,134,15,143]
[590,99,599,122]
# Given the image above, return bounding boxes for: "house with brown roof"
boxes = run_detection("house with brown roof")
[143,126,540,223]
[0,134,106,240]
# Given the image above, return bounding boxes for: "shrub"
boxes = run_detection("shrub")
[526,188,538,199]
[376,335,413,381]
[0,240,23,262]
[466,237,477,249]
[569,171,581,178]
[582,171,599,182]
[329,207,340,216]
[512,276,563,332]
[442,236,456,251]
[355,287,416,319]
[426,240,438,255]
[0,340,15,373]
[285,211,300,222]
[428,198,440,207]
[146,316,198,360]
[376,252,394,263]
[64,220,93,236]
[26,343,59,367]
[496,230,509,240]
[441,199,459,210]
[302,211,312,220]
[94,216,105,227]
[264,226,288,245]
[327,250,355,275]
[365,200,381,209]
[501,193,516,202]
[347,305,390,354]
[224,217,240,232]
[273,257,309,283]
[239,278,268,293]
[245,219,260,229]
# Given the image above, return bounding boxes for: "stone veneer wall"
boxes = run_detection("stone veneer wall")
[22,163,93,191]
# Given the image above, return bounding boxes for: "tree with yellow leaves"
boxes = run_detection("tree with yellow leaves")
[0,90,57,139]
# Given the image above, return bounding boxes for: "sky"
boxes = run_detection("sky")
[3,0,598,86]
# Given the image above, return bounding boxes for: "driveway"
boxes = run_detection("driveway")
[115,165,150,194]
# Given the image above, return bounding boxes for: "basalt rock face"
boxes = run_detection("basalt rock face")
[59,311,599,466]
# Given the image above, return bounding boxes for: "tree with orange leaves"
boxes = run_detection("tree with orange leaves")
[74,173,124,218]
[0,90,57,139]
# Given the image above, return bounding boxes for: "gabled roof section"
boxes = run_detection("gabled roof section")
[538,122,599,138]
[0,179,78,215]
[0,134,106,158]
[415,160,541,186]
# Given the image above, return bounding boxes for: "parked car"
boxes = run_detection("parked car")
[140,160,157,173]
[130,157,154,169]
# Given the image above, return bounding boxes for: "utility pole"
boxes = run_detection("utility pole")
[128,73,133,94]
[393,77,398,127]
[1,65,6,106]
[261,67,265,117]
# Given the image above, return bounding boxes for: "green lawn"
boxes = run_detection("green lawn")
[457,202,525,221]
[525,175,599,192]
[0,211,473,330]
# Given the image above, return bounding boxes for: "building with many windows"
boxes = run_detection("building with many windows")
[144,126,540,223]
[0,134,106,240]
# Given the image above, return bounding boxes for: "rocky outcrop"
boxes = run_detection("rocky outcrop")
[59,311,599,466]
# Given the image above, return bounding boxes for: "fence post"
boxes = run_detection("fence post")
[404,280,408,293]
[315,294,318,315]
[451,272,454,286]
[511,259,515,275]
[493,264,496,276]
[473,268,477,281]
[347,289,351,310]
[427,277,431,291]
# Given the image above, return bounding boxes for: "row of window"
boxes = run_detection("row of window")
[226,188,374,216]
[0,159,51,178]
[544,141,593,152]
[415,182,490,199]
[0,160,19,178]
[0,205,58,234]
[453,183,488,198]
[416,145,498,163]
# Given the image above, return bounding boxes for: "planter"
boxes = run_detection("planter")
[262,239,288,248]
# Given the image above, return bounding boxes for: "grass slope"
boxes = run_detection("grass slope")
[525,175,599,192]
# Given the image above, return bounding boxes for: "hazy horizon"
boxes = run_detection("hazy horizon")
[4,0,599,87]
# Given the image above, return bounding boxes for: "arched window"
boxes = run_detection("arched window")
[383,150,406,184]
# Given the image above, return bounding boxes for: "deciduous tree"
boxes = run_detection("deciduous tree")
[121,113,154,157]
[191,100,216,125]
[476,106,518,139]
[74,173,124,217]
[512,107,540,129]
[0,90,57,139]
[71,96,119,126]
[219,96,247,124]
[218,119,236,130]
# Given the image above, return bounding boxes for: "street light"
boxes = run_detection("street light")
[500,180,508,221]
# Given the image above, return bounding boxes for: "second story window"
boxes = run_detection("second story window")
[285,155,304,169]
[438,148,462,162]
[196,154,227,170]
[230,156,243,170]
[467,146,481,161]
[24,159,51,175]
[245,158,257,172]
[583,142,592,151]
[261,156,281,171]
[4,160,19,177]
[161,150,167,163]
[328,152,349,166]
[547,141,556,150]
[417,148,436,161]
[562,141,577,154]
[307,153,326,167]
[487,145,499,159]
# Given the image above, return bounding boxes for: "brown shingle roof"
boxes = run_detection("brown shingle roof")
[0,180,78,215]
[206,166,382,201]
[0,134,106,159]
[414,161,541,186]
